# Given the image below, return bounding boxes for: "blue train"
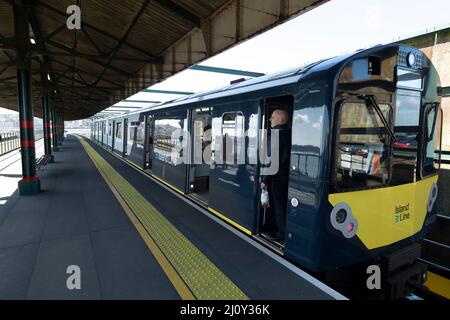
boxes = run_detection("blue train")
[92,44,442,298]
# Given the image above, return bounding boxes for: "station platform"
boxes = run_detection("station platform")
[0,135,346,300]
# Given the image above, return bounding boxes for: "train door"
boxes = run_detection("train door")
[258,96,293,247]
[123,118,128,157]
[144,114,154,171]
[101,122,105,146]
[188,107,213,204]
[208,101,259,234]
[112,120,116,152]
[107,121,112,150]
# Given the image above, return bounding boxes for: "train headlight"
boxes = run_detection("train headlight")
[407,52,416,67]
[330,203,358,239]
[335,209,347,224]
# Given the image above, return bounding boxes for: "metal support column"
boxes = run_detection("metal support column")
[14,2,40,195]
[60,114,64,143]
[42,96,54,162]
[51,106,59,152]
[57,113,62,146]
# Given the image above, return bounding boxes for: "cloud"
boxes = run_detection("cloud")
[295,114,310,124]
[312,115,323,129]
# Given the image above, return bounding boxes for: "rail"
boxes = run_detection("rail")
[0,129,43,156]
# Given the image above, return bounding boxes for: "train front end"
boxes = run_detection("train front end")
[322,45,442,298]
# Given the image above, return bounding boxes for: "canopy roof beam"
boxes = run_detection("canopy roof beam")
[190,65,265,77]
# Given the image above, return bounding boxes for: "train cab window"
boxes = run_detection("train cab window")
[391,90,420,185]
[422,104,442,177]
[335,101,392,190]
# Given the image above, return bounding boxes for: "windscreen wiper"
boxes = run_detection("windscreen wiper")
[359,94,397,143]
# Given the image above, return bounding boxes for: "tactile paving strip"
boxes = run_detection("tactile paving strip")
[78,136,248,300]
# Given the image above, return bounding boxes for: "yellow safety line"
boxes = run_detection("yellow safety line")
[93,159,194,299]
[77,135,248,300]
[425,272,450,299]
[91,140,253,237]
[208,207,252,236]
[125,158,144,171]
[150,173,185,195]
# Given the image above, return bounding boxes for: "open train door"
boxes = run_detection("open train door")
[257,96,293,248]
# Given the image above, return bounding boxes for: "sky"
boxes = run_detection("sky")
[1,0,450,116]
[116,0,450,112]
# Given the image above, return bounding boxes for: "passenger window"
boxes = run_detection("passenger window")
[116,123,122,139]
[335,101,392,190]
[221,112,244,165]
[130,121,144,145]
[154,113,186,166]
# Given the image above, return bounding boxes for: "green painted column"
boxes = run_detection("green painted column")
[59,114,64,143]
[51,106,59,152]
[17,69,40,195]
[42,96,54,162]
[57,113,62,145]
[62,118,65,141]
[14,3,40,195]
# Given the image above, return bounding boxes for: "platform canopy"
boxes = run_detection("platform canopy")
[0,0,327,120]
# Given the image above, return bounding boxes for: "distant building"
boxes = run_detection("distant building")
[0,112,42,132]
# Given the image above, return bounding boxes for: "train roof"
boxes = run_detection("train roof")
[97,44,407,121]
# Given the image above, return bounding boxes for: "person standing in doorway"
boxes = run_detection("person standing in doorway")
[261,109,291,242]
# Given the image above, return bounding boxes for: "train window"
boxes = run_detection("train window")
[397,68,422,90]
[335,101,391,190]
[221,112,244,165]
[291,104,323,179]
[391,90,420,185]
[130,121,144,146]
[116,123,122,139]
[291,152,320,179]
[422,104,442,177]
[108,123,112,136]
[154,113,186,166]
